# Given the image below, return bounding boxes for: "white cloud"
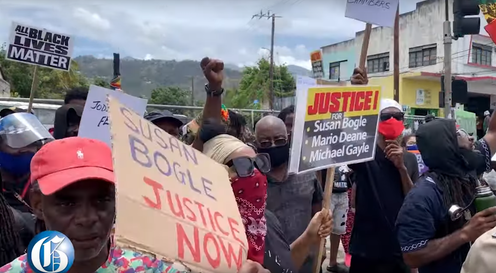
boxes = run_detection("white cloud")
[0,0,423,70]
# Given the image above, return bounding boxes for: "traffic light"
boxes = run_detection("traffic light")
[453,0,480,38]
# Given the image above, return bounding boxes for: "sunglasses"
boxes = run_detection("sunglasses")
[257,138,287,149]
[380,112,405,122]
[226,153,271,178]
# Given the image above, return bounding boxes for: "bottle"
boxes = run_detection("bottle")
[474,183,496,213]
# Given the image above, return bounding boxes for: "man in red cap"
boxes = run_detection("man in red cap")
[0,137,269,273]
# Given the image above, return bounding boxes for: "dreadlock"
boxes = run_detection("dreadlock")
[427,171,476,209]
[0,190,23,266]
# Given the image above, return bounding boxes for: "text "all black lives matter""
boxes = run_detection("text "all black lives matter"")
[7,23,73,71]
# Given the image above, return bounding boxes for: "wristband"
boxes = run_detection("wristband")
[205,84,224,97]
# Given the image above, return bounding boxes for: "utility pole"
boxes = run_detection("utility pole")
[190,76,195,106]
[443,0,452,118]
[252,10,281,110]
[393,6,399,102]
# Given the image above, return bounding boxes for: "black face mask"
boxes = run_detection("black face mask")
[258,144,290,168]
[460,148,487,176]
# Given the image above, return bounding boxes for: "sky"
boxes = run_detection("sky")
[0,0,424,70]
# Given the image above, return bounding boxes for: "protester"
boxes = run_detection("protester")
[484,110,491,134]
[395,116,496,273]
[340,171,356,267]
[254,115,324,273]
[200,119,268,264]
[401,134,416,148]
[64,87,88,106]
[52,104,83,139]
[0,113,53,213]
[145,110,183,138]
[277,105,295,142]
[424,114,435,123]
[0,137,269,273]
[347,68,419,273]
[0,107,34,118]
[461,225,496,273]
[0,191,25,267]
[326,165,351,273]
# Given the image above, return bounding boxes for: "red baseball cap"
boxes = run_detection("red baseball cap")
[30,137,114,195]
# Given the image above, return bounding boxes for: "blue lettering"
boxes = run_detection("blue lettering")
[182,144,198,165]
[121,107,139,133]
[129,135,151,167]
[202,178,216,201]
[169,137,182,157]
[154,127,168,149]
[154,151,172,176]
[173,162,187,185]
[140,119,152,141]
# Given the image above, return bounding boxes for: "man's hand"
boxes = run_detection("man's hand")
[385,140,405,169]
[200,57,224,91]
[238,260,269,273]
[461,207,496,242]
[351,67,368,85]
[304,208,333,244]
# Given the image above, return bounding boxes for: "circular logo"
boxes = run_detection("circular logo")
[27,231,75,273]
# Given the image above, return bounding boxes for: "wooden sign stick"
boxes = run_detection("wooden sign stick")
[312,167,335,273]
[27,65,39,113]
[312,23,372,273]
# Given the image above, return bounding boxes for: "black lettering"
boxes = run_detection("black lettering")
[28,28,38,39]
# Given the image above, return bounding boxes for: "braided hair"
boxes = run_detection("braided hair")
[0,184,23,266]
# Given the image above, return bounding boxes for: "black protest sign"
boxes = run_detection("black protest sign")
[291,85,381,174]
[6,22,74,71]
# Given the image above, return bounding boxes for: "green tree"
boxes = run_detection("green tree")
[0,43,88,99]
[224,58,295,109]
[93,77,109,87]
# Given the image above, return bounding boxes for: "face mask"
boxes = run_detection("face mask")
[0,151,34,177]
[230,169,267,263]
[258,144,290,168]
[406,144,418,151]
[378,118,405,140]
[459,148,486,176]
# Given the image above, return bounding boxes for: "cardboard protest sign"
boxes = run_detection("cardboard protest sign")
[108,97,248,273]
[6,22,74,71]
[345,0,399,28]
[78,85,147,146]
[290,85,381,174]
[310,50,324,79]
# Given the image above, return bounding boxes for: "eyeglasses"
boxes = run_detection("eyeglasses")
[257,138,288,149]
[380,112,405,122]
[226,153,271,177]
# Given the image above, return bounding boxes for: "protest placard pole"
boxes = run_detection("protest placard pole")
[27,65,39,113]
[359,23,372,69]
[312,168,336,273]
[393,6,400,102]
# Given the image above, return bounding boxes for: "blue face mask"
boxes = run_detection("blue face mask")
[0,151,34,177]
[406,144,418,151]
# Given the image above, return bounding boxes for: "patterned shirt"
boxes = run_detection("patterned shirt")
[0,246,189,273]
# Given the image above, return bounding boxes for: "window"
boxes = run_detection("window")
[329,62,340,80]
[367,53,390,73]
[472,43,492,66]
[409,44,437,68]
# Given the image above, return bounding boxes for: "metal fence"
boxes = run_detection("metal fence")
[0,97,430,130]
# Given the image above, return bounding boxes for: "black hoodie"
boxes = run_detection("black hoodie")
[53,104,83,139]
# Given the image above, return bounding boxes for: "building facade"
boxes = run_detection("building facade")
[319,0,496,117]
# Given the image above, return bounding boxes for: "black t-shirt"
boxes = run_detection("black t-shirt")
[349,146,418,259]
[2,176,31,213]
[263,210,297,273]
[320,168,351,194]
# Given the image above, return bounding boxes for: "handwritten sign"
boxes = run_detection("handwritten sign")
[78,85,147,146]
[108,97,247,273]
[345,0,399,28]
[290,85,381,174]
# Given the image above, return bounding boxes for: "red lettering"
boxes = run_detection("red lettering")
[363,91,373,111]
[183,197,196,222]
[177,222,201,262]
[207,207,218,232]
[214,212,228,236]
[341,92,352,112]
[143,177,163,209]
[166,190,184,218]
[373,90,379,110]
[228,217,246,248]
[354,91,365,111]
[204,233,221,268]
[194,201,208,228]
[218,235,244,270]
[349,92,356,111]
[307,92,320,115]
[176,223,244,271]
[329,93,341,112]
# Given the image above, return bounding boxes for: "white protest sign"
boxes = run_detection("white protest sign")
[6,22,74,71]
[78,85,148,146]
[345,0,399,28]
